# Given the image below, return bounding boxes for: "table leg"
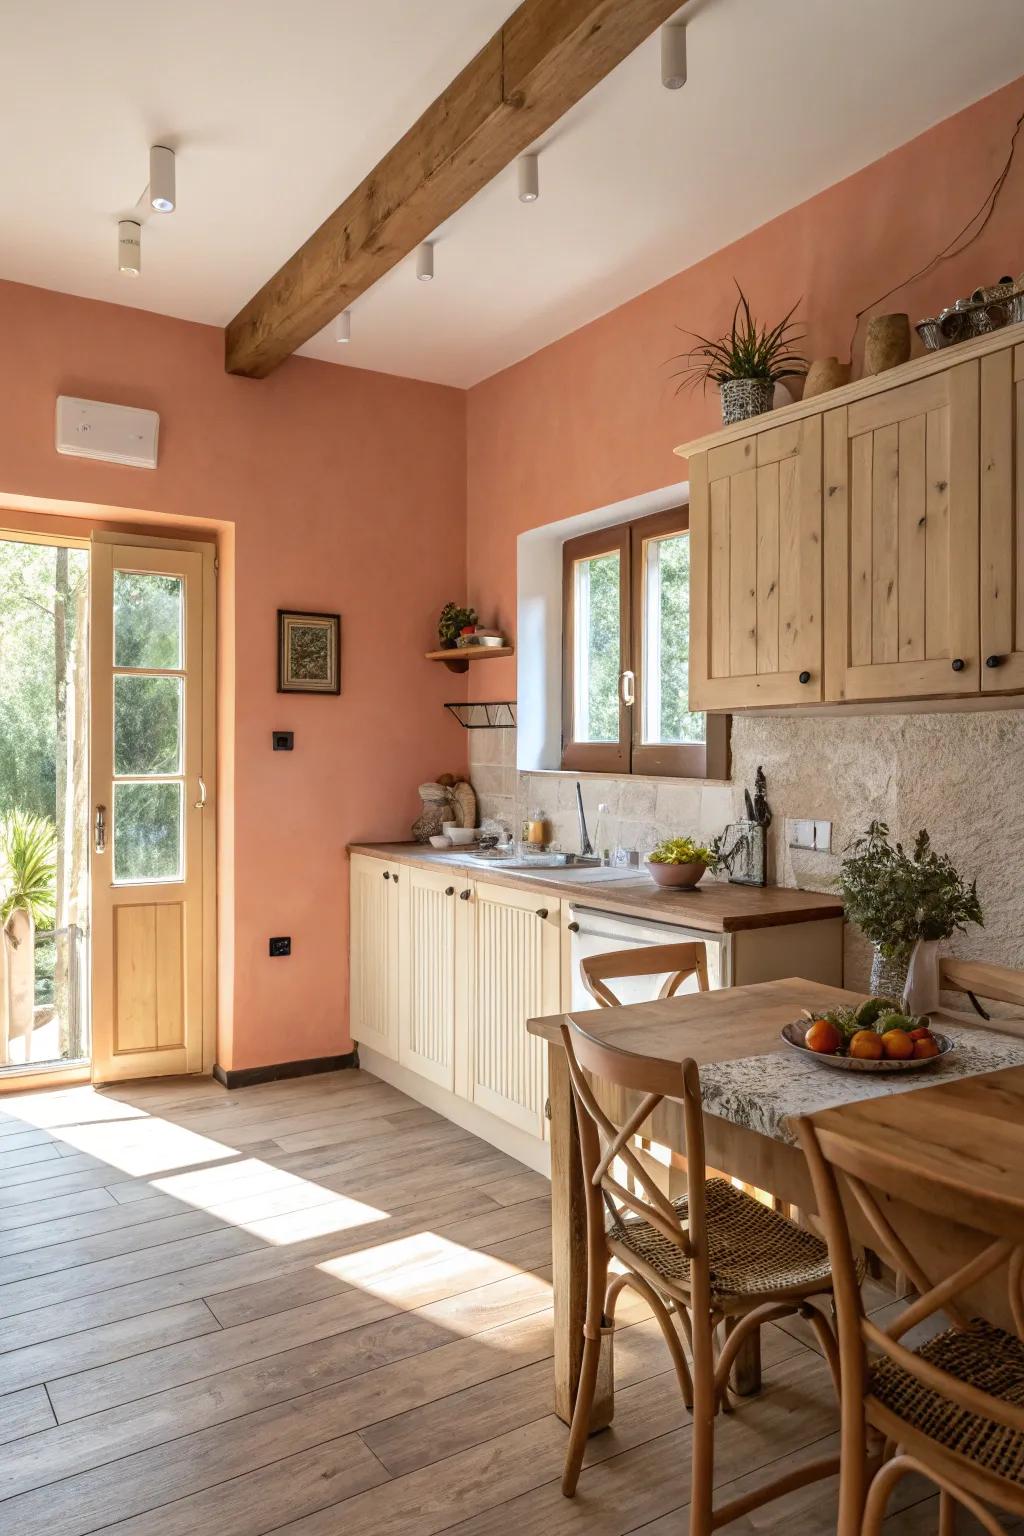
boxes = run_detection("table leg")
[730,1323,763,1396]
[547,1043,613,1431]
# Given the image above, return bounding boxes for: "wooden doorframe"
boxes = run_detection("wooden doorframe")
[91,531,218,1078]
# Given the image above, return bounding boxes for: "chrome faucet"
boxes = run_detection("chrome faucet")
[575,782,594,858]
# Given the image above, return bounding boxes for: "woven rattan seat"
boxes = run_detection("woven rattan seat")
[868,1320,1024,1486]
[606,1176,834,1301]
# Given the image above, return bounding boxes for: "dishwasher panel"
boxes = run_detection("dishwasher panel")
[568,905,730,1012]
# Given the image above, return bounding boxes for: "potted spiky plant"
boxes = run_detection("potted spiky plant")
[0,811,57,1065]
[672,284,806,425]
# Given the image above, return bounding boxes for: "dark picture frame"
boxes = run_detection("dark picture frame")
[277,610,341,694]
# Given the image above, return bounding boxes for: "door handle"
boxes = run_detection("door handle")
[620,669,636,706]
[95,804,107,855]
[194,777,207,811]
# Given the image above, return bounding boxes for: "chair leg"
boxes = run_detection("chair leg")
[859,1455,913,1535]
[561,1330,603,1498]
[800,1299,842,1400]
[688,1309,717,1536]
[609,1270,694,1409]
[938,1490,956,1536]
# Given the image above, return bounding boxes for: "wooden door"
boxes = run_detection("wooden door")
[349,854,399,1061]
[466,882,559,1139]
[90,538,214,1082]
[979,343,1024,691]
[398,866,458,1090]
[823,362,980,702]
[689,416,823,709]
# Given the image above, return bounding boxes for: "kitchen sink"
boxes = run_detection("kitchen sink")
[470,859,645,883]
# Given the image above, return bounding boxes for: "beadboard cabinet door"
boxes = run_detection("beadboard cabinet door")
[979,343,1024,691]
[689,415,823,709]
[823,362,980,702]
[463,881,560,1139]
[349,854,399,1061]
[397,866,460,1090]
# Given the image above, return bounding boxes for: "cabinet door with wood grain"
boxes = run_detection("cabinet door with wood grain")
[823,362,980,702]
[979,343,1024,691]
[689,416,823,710]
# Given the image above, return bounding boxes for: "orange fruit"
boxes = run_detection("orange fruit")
[912,1035,941,1059]
[804,1018,841,1054]
[880,1028,914,1060]
[849,1029,883,1060]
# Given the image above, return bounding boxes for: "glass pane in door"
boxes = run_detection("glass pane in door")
[114,572,183,669]
[641,531,705,746]
[114,677,182,775]
[113,782,183,882]
[573,550,620,742]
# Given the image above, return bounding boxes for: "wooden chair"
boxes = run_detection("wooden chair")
[579,940,709,1009]
[940,957,1024,1032]
[560,1018,842,1534]
[797,1113,1024,1535]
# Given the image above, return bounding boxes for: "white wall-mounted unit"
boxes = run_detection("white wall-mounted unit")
[55,396,160,470]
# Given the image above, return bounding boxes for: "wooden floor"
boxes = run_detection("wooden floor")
[0,1068,1015,1535]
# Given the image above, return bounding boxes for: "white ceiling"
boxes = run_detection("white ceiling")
[1,0,1022,388]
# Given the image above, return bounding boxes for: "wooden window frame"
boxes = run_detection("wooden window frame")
[561,507,729,780]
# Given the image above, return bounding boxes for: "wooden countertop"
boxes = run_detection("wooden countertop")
[348,843,843,933]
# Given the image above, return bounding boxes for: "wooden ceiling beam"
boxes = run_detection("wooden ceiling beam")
[225,0,686,378]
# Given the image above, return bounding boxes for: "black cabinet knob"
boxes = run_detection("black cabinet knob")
[536,908,549,920]
[392,873,399,884]
[382,871,390,880]
[951,658,966,672]
[798,670,811,685]
[567,921,580,933]
[445,886,455,896]
[986,654,1004,669]
[460,889,471,901]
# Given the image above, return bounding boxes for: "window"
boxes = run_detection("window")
[561,507,728,779]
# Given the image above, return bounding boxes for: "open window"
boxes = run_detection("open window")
[561,507,728,779]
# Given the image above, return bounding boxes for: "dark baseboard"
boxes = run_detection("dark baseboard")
[213,1050,360,1091]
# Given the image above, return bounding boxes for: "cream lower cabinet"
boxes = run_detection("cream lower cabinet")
[349,853,400,1060]
[398,865,461,1090]
[460,881,561,1140]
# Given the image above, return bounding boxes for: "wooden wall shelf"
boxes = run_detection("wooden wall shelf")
[425,645,514,674]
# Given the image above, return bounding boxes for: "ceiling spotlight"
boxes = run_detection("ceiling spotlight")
[416,242,434,282]
[661,23,687,90]
[335,311,351,344]
[517,153,539,203]
[149,145,176,213]
[118,220,141,276]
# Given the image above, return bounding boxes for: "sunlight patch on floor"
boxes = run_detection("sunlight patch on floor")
[146,1155,387,1241]
[0,1087,148,1132]
[51,1116,243,1177]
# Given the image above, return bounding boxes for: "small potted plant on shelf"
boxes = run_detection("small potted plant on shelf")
[671,284,806,426]
[646,835,719,890]
[838,820,983,1013]
[437,602,478,650]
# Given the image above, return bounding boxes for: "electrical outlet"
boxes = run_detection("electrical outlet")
[269,936,291,957]
[272,731,294,751]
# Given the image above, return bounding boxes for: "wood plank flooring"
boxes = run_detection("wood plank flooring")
[0,1068,1014,1535]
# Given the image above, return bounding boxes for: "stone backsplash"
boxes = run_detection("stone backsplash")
[469,711,1024,992]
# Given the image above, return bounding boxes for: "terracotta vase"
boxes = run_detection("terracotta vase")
[804,357,851,399]
[864,314,911,376]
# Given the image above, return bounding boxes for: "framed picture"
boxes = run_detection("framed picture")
[277,610,341,694]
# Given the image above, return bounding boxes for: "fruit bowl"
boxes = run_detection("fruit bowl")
[780,1018,955,1073]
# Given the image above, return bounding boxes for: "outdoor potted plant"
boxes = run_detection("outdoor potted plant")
[672,284,806,426]
[838,820,983,1012]
[645,835,718,890]
[0,810,57,1066]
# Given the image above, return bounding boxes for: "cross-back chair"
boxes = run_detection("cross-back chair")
[578,940,709,1010]
[560,1018,842,1534]
[797,1111,1024,1535]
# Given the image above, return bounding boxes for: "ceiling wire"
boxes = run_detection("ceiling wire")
[847,105,1024,365]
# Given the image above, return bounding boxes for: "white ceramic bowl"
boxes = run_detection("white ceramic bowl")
[429,834,452,849]
[447,827,478,846]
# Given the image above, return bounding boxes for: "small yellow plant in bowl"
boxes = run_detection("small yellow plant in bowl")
[646,836,719,890]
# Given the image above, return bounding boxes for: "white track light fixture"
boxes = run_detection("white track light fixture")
[661,23,687,90]
[335,311,351,343]
[149,145,176,212]
[416,242,434,282]
[118,220,141,276]
[517,153,539,203]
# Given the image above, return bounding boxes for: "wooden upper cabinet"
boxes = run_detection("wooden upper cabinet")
[823,361,980,703]
[689,415,823,710]
[979,344,1024,691]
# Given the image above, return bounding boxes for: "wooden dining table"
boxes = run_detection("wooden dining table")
[527,975,1024,1431]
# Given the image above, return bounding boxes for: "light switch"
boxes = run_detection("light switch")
[813,819,833,852]
[786,818,815,850]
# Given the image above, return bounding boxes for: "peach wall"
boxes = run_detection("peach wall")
[465,75,1024,702]
[0,281,467,1070]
